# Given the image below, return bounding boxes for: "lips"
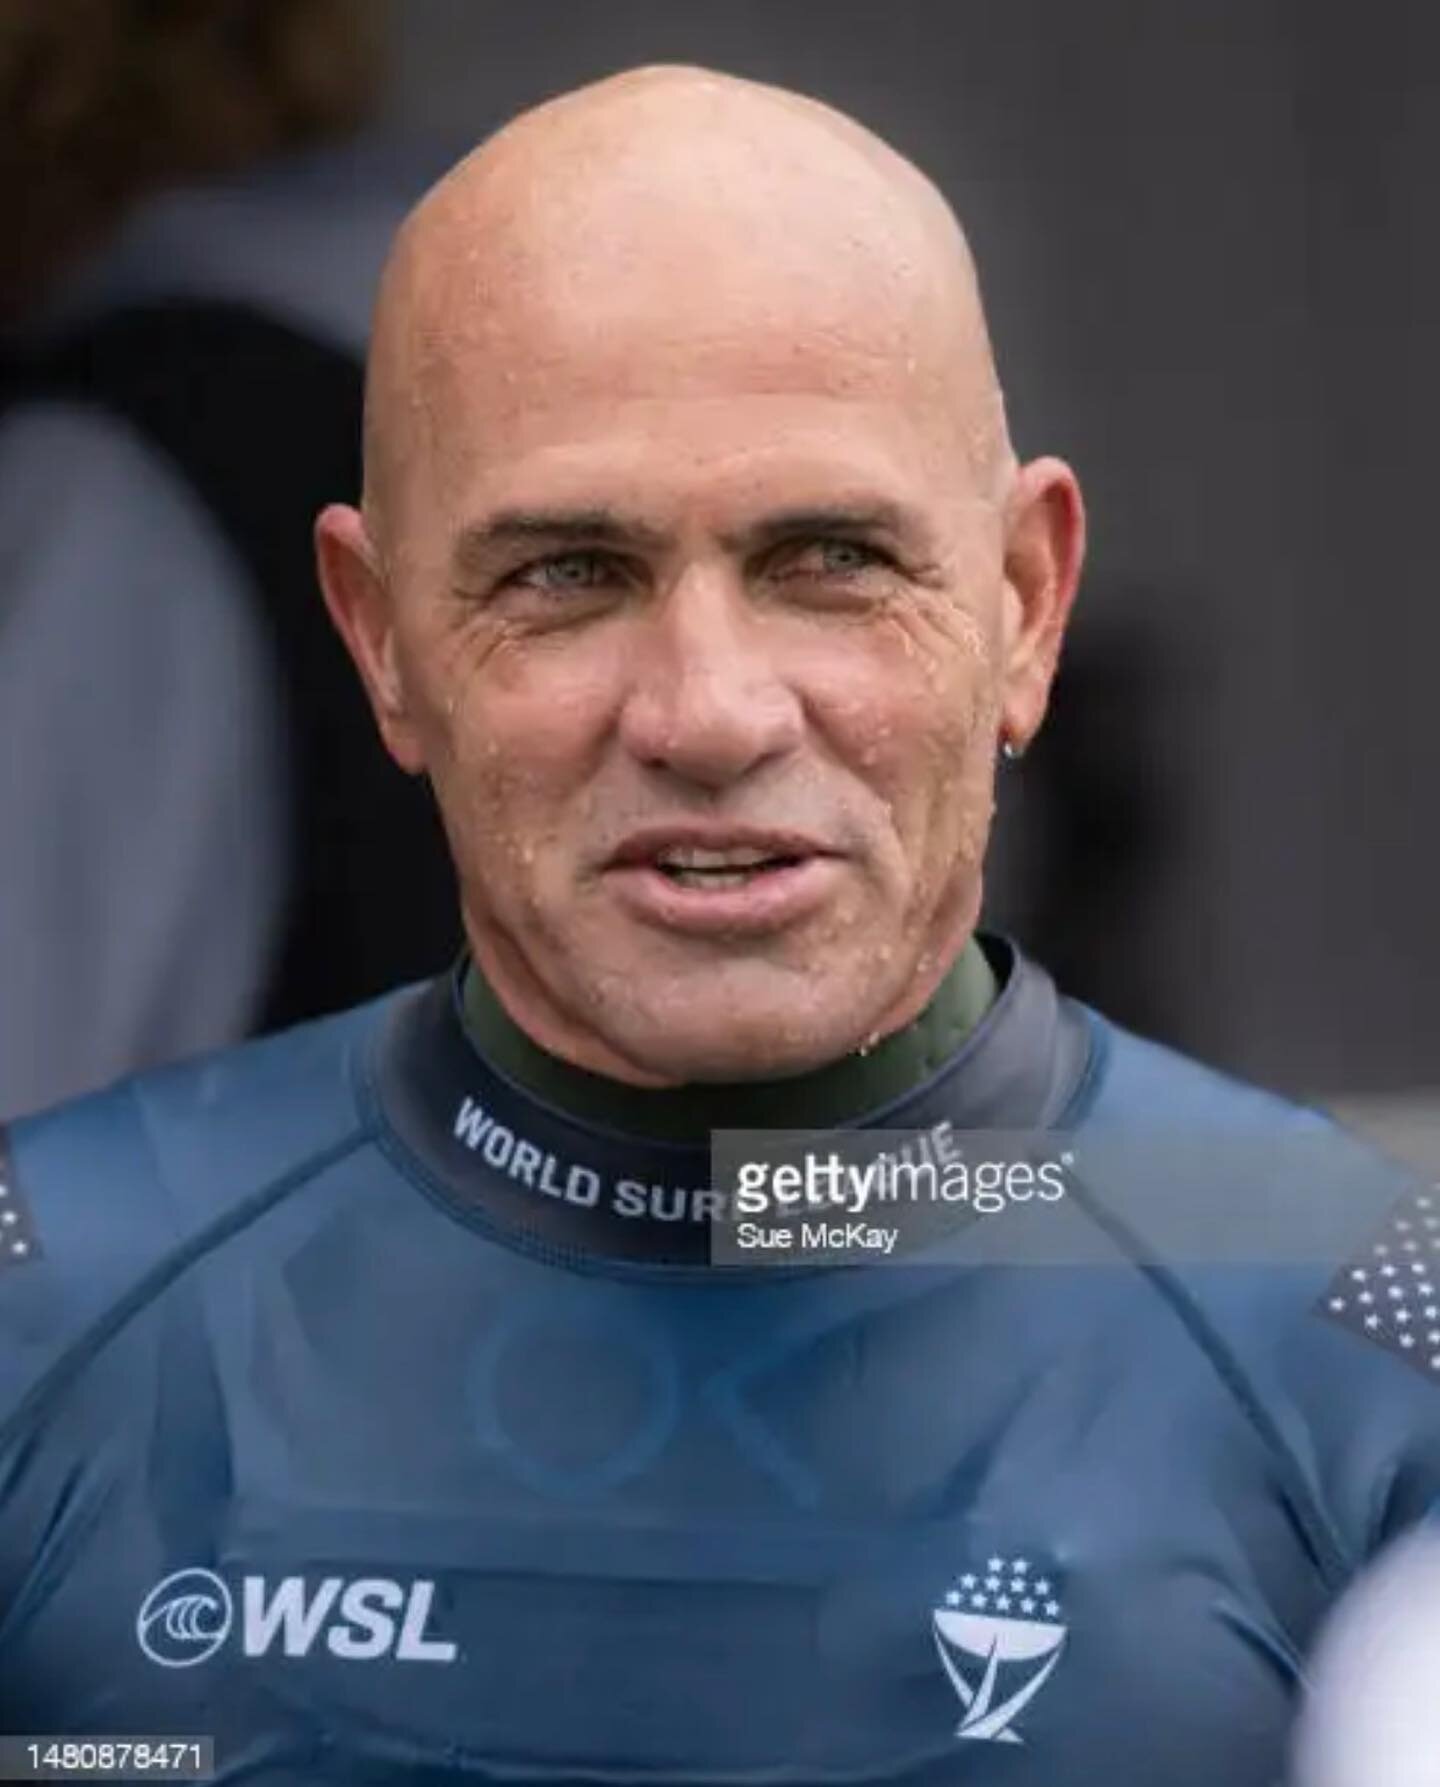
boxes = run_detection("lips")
[608,827,830,872]
[651,845,804,888]
[603,828,840,934]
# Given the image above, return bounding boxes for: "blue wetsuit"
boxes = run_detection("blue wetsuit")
[1,940,1435,1783]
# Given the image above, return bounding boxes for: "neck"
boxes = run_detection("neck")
[460,939,1000,1144]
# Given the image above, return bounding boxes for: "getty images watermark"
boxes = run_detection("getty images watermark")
[710,1126,1435,1270]
[708,1123,1076,1265]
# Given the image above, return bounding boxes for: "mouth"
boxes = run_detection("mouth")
[603,831,841,934]
[649,845,809,889]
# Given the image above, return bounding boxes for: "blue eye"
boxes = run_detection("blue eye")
[819,539,884,573]
[511,551,614,593]
[776,538,892,579]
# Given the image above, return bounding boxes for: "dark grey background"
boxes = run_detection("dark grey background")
[379,0,1439,1101]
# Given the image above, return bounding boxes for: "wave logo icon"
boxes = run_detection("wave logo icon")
[932,1555,1067,1744]
[137,1568,234,1668]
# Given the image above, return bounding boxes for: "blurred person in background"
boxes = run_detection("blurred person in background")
[0,0,459,1121]
[1291,1522,1440,1786]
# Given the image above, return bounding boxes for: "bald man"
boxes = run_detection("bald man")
[0,66,1435,1786]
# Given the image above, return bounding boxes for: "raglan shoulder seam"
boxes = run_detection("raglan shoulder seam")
[1062,1162,1355,1590]
[0,1093,375,1456]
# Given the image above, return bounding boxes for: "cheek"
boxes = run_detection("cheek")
[404,626,627,880]
[811,604,999,835]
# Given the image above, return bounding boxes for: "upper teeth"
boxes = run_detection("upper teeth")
[657,846,779,869]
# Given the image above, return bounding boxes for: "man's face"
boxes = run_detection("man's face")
[327,103,1080,1084]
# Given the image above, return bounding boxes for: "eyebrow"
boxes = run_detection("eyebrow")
[450,500,930,576]
[724,502,927,554]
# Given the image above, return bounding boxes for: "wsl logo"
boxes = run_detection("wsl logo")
[932,1556,1067,1744]
[136,1570,458,1669]
[137,1569,234,1667]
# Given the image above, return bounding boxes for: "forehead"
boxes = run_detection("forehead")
[406,280,978,531]
[450,412,962,565]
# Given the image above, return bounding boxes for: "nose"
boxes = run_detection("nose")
[617,567,805,789]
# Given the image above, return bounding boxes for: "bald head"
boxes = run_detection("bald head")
[362,64,1011,555]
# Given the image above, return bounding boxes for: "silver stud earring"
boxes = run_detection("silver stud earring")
[1000,736,1024,764]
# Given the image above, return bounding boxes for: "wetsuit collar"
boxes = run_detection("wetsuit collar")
[458,940,997,1144]
[367,934,1092,1268]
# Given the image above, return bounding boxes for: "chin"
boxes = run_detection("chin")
[613,1000,869,1085]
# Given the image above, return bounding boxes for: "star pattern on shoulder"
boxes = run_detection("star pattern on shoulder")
[0,1129,40,1269]
[1319,1184,1440,1383]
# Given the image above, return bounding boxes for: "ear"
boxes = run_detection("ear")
[997,457,1086,752]
[315,503,425,773]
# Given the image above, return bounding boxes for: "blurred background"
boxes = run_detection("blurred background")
[3,0,1437,1167]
